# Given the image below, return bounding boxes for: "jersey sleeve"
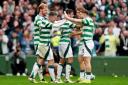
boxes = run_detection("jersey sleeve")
[82,18,94,27]
[52,20,66,31]
[36,19,52,28]
[82,18,89,25]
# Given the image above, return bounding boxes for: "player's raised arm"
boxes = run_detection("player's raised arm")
[64,11,82,24]
[64,7,89,26]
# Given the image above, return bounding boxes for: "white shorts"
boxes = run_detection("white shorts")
[78,40,94,57]
[59,43,73,58]
[36,44,54,60]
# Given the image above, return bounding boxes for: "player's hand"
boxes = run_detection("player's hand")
[64,11,69,20]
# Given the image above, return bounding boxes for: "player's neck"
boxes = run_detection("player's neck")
[84,15,89,19]
[39,12,45,17]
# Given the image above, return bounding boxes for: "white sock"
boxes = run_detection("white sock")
[38,66,44,80]
[57,64,63,79]
[48,65,55,81]
[30,62,41,79]
[65,63,71,80]
[84,71,86,78]
[85,72,91,80]
[80,70,85,79]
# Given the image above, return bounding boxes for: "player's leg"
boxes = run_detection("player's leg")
[65,45,74,83]
[47,47,57,83]
[83,57,92,80]
[38,65,48,83]
[29,45,48,83]
[82,40,94,83]
[83,61,95,80]
[29,57,44,83]
[78,56,85,80]
[56,44,65,83]
[57,58,64,83]
[78,44,86,80]
[65,57,74,83]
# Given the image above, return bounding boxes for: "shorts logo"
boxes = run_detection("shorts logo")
[82,49,84,54]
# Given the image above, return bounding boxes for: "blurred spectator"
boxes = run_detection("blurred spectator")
[2,1,9,16]
[105,1,116,20]
[117,30,128,56]
[1,19,10,36]
[96,11,107,27]
[23,13,34,34]
[98,0,106,11]
[21,29,34,55]
[8,31,20,52]
[93,28,103,55]
[83,0,95,11]
[0,29,9,54]
[100,28,120,57]
[75,0,86,8]
[19,0,29,13]
[13,9,23,24]
[104,20,121,37]
[8,0,15,14]
[11,20,23,40]
[8,44,27,76]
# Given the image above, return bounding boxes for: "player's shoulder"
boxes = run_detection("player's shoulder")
[35,15,45,21]
[84,17,93,21]
[66,20,74,25]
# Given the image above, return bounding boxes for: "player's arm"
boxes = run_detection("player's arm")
[52,19,66,31]
[71,30,82,36]
[64,11,82,24]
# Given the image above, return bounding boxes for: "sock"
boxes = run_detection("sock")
[38,66,44,80]
[85,72,91,80]
[57,64,63,79]
[80,70,85,79]
[86,72,91,75]
[65,63,71,80]
[30,62,41,79]
[84,71,86,78]
[48,65,55,81]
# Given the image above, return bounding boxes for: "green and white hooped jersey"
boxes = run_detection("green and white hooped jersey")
[33,15,41,46]
[34,15,52,46]
[81,17,95,41]
[60,20,76,44]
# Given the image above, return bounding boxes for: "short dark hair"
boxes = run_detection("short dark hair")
[49,11,58,16]
[65,9,74,14]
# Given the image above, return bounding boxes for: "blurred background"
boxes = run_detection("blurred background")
[0,0,128,77]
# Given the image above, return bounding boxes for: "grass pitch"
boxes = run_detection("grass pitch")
[0,75,128,85]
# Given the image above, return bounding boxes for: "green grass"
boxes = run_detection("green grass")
[0,75,128,85]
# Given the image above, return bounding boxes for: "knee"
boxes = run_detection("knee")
[68,57,73,63]
[37,57,44,65]
[48,59,54,65]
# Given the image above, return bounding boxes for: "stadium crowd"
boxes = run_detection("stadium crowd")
[0,0,128,57]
